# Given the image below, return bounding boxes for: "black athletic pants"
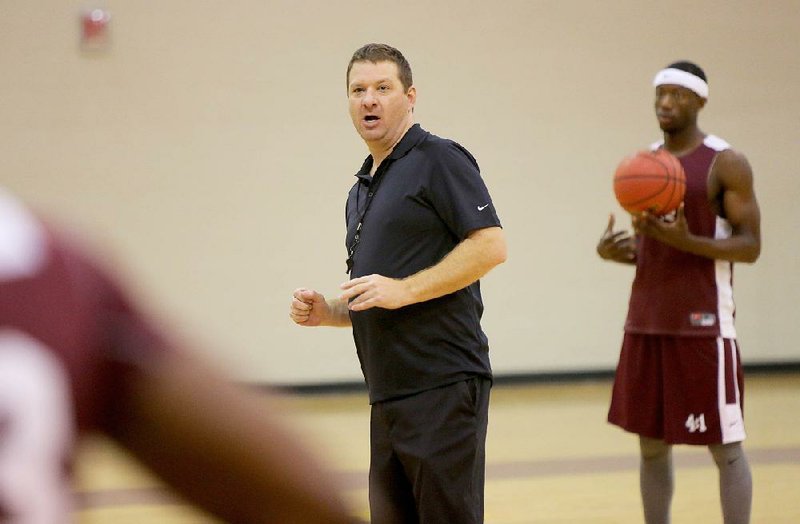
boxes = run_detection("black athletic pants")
[368,376,491,524]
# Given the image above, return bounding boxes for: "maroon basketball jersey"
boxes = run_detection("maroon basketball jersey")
[0,188,165,519]
[625,135,736,338]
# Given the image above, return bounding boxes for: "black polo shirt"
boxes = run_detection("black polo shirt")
[345,124,501,403]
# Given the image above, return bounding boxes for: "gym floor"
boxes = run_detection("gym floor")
[75,373,800,523]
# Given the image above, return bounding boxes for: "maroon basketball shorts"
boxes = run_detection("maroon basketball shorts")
[608,333,745,445]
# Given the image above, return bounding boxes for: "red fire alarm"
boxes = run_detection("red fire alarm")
[80,8,111,52]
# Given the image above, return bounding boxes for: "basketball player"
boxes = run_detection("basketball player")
[0,186,352,523]
[597,61,761,524]
[290,43,506,523]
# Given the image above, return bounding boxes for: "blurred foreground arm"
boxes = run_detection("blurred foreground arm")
[105,332,353,524]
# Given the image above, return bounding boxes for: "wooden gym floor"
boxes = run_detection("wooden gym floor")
[74,373,800,523]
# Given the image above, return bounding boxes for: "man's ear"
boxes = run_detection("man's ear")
[407,85,417,112]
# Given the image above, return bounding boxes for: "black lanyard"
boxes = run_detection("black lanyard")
[346,161,391,274]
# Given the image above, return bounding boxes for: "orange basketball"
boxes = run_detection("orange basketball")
[613,149,686,215]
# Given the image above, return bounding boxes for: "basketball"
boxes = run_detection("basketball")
[613,149,686,215]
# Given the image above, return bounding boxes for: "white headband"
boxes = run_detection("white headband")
[653,68,708,99]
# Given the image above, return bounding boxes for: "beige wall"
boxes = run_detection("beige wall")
[2,0,798,384]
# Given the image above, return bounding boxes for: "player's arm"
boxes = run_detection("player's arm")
[597,214,637,265]
[633,149,760,263]
[340,226,506,311]
[105,329,353,524]
[714,150,761,262]
[290,290,351,327]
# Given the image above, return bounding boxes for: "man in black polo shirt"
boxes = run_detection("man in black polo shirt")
[290,43,506,523]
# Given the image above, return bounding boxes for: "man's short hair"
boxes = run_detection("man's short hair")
[346,43,413,92]
[665,60,707,83]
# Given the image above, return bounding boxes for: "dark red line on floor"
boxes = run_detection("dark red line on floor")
[75,446,800,509]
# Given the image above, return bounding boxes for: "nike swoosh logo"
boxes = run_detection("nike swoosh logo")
[477,204,490,211]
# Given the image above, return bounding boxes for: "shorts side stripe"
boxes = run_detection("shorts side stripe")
[718,337,746,444]
[724,339,736,404]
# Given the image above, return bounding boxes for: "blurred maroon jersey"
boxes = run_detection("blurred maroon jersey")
[0,188,167,520]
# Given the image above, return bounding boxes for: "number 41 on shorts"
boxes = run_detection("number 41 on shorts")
[685,413,707,433]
